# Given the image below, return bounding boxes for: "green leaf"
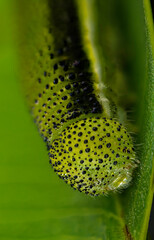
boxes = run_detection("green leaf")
[0,1,153,240]
[121,0,154,238]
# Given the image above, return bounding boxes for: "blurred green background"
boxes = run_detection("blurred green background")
[0,1,153,239]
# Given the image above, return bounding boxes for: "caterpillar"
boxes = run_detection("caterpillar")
[19,0,137,196]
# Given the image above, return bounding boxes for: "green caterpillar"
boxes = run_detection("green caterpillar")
[19,0,137,196]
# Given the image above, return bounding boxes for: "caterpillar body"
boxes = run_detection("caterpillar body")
[20,0,136,196]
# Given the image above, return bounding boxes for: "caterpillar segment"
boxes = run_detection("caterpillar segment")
[19,0,137,196]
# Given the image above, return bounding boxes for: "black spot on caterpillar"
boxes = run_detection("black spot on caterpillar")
[20,0,137,196]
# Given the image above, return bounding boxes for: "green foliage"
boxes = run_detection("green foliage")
[0,0,153,239]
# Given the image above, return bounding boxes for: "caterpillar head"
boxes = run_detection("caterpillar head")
[49,117,136,196]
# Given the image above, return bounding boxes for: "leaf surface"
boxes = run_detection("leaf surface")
[0,0,153,240]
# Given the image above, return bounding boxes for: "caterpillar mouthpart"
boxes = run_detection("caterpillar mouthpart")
[48,117,136,196]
